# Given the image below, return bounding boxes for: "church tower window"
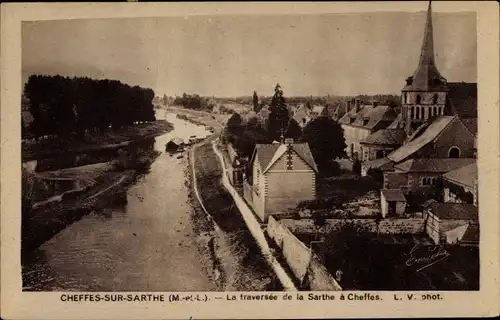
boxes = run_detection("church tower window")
[416,94,422,104]
[433,94,438,104]
[416,106,420,119]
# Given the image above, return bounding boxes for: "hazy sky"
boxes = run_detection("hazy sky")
[22,11,476,97]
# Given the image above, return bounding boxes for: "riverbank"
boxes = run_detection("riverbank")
[22,120,173,161]
[188,142,282,291]
[22,146,161,254]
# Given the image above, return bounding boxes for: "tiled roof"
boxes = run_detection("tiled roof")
[429,203,478,221]
[447,82,477,118]
[387,113,404,129]
[383,172,408,189]
[461,117,477,136]
[387,116,455,163]
[252,144,280,171]
[333,102,348,119]
[251,142,318,173]
[339,104,397,130]
[361,128,406,146]
[292,106,311,124]
[461,223,479,243]
[311,105,324,115]
[381,189,406,202]
[394,158,475,173]
[442,162,477,188]
[362,157,394,171]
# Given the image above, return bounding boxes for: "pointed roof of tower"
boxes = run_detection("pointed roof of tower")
[403,1,448,92]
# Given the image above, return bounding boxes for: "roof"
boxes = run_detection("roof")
[333,102,348,119]
[387,113,404,129]
[361,128,406,146]
[362,157,394,171]
[442,162,477,188]
[402,2,448,92]
[292,105,310,123]
[422,198,438,208]
[447,83,477,118]
[381,189,406,202]
[461,223,479,243]
[167,137,184,146]
[250,142,318,173]
[460,117,477,136]
[394,158,475,173]
[429,203,478,221]
[311,105,324,115]
[387,116,455,163]
[339,104,397,130]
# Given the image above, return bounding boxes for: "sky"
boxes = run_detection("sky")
[22,10,476,97]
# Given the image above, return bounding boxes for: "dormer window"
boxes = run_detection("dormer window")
[406,77,413,86]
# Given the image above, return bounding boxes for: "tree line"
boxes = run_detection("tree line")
[173,93,215,111]
[23,75,156,139]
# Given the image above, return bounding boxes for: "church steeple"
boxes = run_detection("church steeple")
[400,1,449,137]
[403,1,447,92]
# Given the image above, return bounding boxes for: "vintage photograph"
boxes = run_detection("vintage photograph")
[20,1,479,292]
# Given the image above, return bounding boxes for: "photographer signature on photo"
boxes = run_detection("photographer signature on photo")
[405,244,451,272]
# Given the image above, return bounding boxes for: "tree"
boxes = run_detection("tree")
[285,118,302,141]
[253,91,260,113]
[267,83,290,141]
[163,94,168,105]
[226,112,243,136]
[302,117,346,175]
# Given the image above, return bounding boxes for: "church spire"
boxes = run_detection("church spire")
[403,1,447,92]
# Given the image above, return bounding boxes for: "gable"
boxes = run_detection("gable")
[267,149,314,172]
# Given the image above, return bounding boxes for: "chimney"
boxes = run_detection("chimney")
[355,99,361,113]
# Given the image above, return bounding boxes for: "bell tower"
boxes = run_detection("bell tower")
[400,1,448,136]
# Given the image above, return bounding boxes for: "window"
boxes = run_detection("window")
[410,106,415,119]
[448,147,460,158]
[376,150,384,159]
[416,94,421,104]
[416,106,420,119]
[433,106,437,116]
[433,94,438,104]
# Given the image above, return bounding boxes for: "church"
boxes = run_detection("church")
[361,1,477,177]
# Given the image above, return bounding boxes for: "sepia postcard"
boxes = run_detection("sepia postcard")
[1,1,499,319]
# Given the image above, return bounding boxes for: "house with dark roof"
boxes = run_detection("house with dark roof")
[423,203,478,245]
[360,128,406,162]
[392,158,475,194]
[442,162,477,205]
[338,100,397,160]
[243,140,318,222]
[380,189,407,217]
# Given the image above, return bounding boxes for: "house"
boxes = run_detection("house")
[380,189,407,218]
[423,202,478,244]
[390,158,475,194]
[339,100,397,160]
[292,104,312,128]
[310,105,326,118]
[442,162,477,205]
[243,139,318,222]
[360,128,406,162]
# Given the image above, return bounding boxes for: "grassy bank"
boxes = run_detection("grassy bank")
[190,142,282,291]
[23,120,172,161]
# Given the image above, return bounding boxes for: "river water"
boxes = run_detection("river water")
[22,112,225,291]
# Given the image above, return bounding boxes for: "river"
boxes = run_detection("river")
[22,111,223,291]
